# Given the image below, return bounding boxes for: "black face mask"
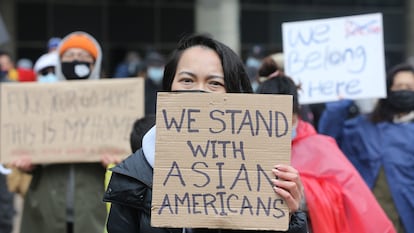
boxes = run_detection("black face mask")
[61,61,91,80]
[387,90,414,112]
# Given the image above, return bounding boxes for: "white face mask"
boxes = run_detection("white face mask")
[147,66,164,84]
[38,73,58,83]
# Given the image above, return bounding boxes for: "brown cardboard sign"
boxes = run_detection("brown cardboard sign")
[0,78,144,164]
[152,92,292,231]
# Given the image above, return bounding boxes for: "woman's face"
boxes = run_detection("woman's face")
[171,46,226,93]
[391,71,414,91]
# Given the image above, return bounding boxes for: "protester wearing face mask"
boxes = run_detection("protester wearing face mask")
[16,58,36,82]
[256,71,395,233]
[11,31,117,233]
[56,32,101,81]
[33,51,59,83]
[144,50,166,115]
[318,63,414,233]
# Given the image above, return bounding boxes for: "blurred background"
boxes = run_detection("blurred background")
[0,1,413,233]
[0,0,411,77]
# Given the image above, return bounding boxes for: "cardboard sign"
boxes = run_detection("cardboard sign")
[282,13,386,104]
[0,78,144,164]
[152,92,292,231]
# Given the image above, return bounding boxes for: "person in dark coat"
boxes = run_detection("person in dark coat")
[104,34,308,233]
[256,72,395,233]
[318,63,414,233]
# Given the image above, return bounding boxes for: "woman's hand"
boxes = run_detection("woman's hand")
[271,164,304,213]
[10,156,35,173]
[101,154,122,167]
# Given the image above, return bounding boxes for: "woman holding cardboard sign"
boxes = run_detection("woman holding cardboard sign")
[104,34,308,233]
[256,55,395,233]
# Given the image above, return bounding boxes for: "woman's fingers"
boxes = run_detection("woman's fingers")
[271,164,303,213]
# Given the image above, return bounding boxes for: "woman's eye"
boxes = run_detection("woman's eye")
[210,81,224,87]
[180,78,193,83]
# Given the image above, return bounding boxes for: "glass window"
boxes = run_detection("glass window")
[160,7,194,43]
[241,10,269,44]
[108,5,155,43]
[52,4,103,40]
[17,2,47,41]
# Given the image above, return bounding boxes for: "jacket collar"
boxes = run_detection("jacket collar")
[111,149,153,187]
[142,126,156,168]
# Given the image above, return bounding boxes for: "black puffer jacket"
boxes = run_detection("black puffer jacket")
[103,149,308,233]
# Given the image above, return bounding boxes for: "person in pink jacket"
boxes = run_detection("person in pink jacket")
[255,55,395,233]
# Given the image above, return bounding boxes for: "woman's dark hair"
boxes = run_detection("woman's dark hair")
[257,56,281,82]
[255,55,299,114]
[370,63,414,123]
[256,74,300,114]
[130,114,156,153]
[162,34,252,93]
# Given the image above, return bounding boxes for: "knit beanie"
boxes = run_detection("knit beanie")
[59,33,98,59]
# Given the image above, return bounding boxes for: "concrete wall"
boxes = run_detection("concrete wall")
[406,0,414,60]
[195,0,240,55]
[0,0,16,57]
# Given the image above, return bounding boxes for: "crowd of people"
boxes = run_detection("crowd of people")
[0,30,412,233]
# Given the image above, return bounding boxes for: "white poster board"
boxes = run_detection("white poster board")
[282,13,386,104]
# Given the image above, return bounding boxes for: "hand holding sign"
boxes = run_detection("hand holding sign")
[272,165,303,214]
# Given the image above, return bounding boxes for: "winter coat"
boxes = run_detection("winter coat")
[318,100,414,232]
[21,163,107,233]
[292,119,395,233]
[20,31,107,233]
[103,149,308,233]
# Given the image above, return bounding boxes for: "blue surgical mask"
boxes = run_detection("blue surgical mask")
[147,67,164,84]
[291,125,297,140]
[38,73,59,83]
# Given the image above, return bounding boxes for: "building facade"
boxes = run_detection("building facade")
[0,0,409,76]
